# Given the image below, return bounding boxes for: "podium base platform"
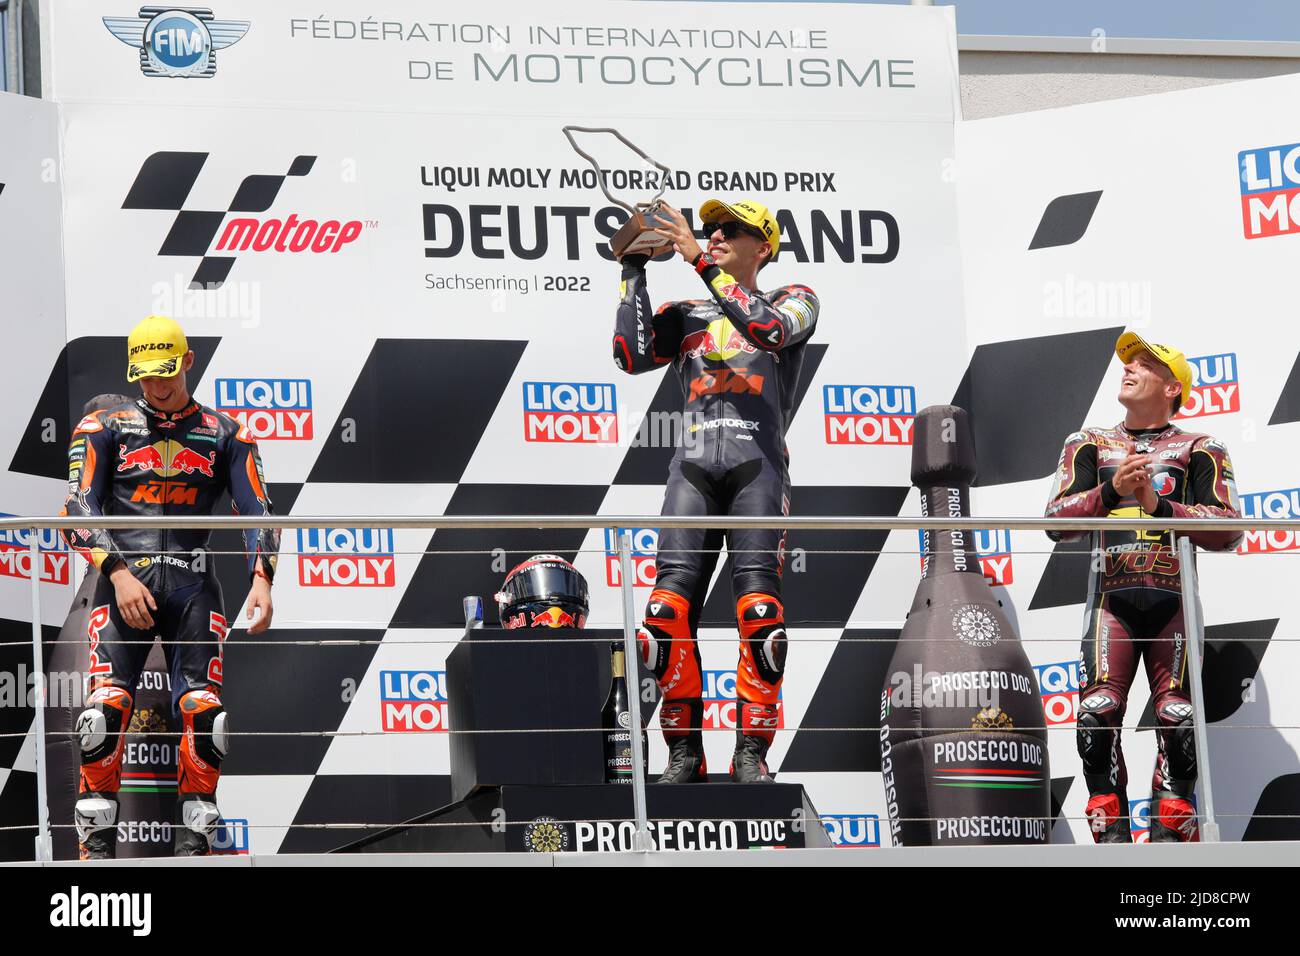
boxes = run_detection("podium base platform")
[339,783,832,854]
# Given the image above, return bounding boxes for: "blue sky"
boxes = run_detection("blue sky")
[707,0,1300,42]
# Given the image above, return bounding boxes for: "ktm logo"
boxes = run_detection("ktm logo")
[689,369,765,401]
[131,482,198,506]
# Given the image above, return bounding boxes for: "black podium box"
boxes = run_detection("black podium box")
[343,783,832,853]
[447,626,617,801]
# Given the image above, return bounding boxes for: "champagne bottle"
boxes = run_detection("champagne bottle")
[602,643,637,784]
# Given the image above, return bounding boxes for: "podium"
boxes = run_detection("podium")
[338,626,830,853]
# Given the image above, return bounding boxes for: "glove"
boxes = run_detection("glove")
[620,253,650,273]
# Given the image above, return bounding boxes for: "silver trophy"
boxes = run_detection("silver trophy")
[562,126,675,260]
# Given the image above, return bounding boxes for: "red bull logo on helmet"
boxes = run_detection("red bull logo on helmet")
[823,385,916,445]
[298,528,395,587]
[214,378,313,440]
[531,607,578,628]
[1238,487,1300,554]
[703,670,784,731]
[1033,660,1080,727]
[523,381,618,444]
[380,670,449,732]
[604,527,657,588]
[0,517,70,585]
[1173,353,1240,420]
[680,317,758,363]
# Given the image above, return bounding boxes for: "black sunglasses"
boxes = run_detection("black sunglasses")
[707,220,766,242]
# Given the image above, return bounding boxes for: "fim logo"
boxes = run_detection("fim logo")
[1033,660,1080,727]
[298,528,395,587]
[523,382,618,444]
[211,817,250,855]
[821,814,881,848]
[703,670,783,730]
[103,7,249,78]
[0,519,70,585]
[215,379,313,440]
[1174,353,1241,419]
[381,670,449,732]
[917,529,1013,585]
[823,385,916,445]
[1238,487,1300,554]
[604,527,657,587]
[1239,141,1300,239]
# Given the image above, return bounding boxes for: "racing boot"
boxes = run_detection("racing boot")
[730,701,777,783]
[75,793,119,860]
[1084,792,1131,844]
[1148,791,1199,843]
[657,698,706,784]
[173,794,221,856]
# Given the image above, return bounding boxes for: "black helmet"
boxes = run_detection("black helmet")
[495,554,589,629]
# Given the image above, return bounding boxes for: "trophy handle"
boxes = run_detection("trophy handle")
[561,126,674,214]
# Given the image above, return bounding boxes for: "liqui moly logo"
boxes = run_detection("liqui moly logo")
[1033,660,1080,727]
[212,818,250,855]
[916,529,1013,585]
[1238,487,1300,554]
[821,814,881,848]
[1174,353,1240,419]
[523,382,617,444]
[0,518,70,585]
[604,527,657,587]
[823,385,916,445]
[1239,142,1300,238]
[297,528,395,586]
[214,378,313,440]
[380,670,449,732]
[702,670,784,730]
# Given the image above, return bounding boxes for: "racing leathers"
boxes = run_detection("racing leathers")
[61,397,279,856]
[1044,423,1240,842]
[613,251,818,781]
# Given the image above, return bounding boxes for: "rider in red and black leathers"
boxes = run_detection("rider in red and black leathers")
[1046,411,1240,842]
[613,199,818,783]
[62,393,278,858]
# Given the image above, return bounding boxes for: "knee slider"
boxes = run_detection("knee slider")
[1157,700,1196,781]
[1076,690,1120,774]
[180,689,228,768]
[76,686,133,762]
[640,590,690,681]
[738,594,786,685]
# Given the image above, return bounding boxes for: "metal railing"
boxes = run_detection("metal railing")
[4,512,1295,859]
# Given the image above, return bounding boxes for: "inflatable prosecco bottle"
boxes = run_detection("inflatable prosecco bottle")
[879,406,1050,846]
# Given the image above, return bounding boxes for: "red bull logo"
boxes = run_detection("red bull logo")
[680,318,758,362]
[531,606,578,628]
[117,441,216,478]
[716,282,753,311]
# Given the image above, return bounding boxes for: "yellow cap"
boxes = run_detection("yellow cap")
[698,197,781,257]
[126,315,188,382]
[1115,332,1194,409]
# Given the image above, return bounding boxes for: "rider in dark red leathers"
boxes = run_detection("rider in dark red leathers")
[1045,333,1241,843]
